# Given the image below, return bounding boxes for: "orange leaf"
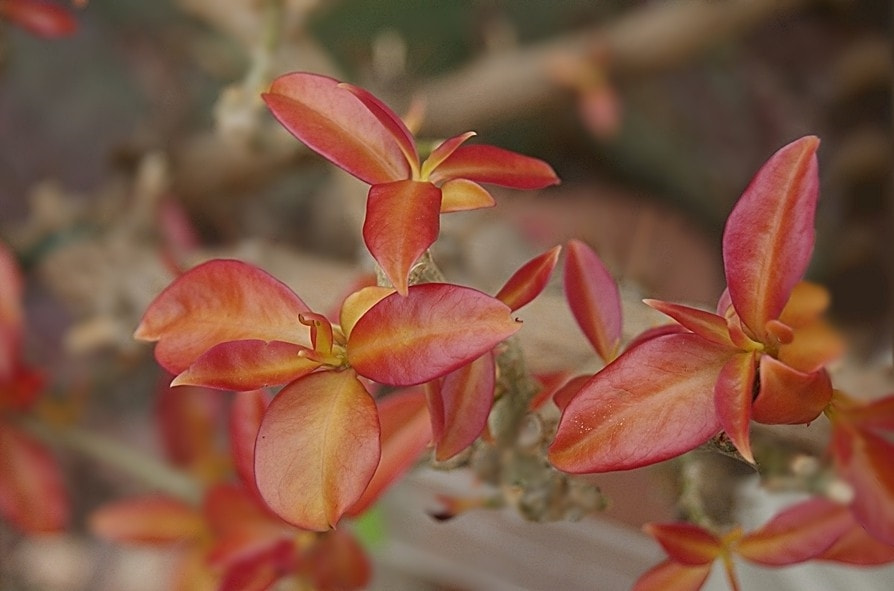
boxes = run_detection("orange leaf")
[751,356,831,425]
[439,178,495,213]
[0,425,68,533]
[644,299,733,348]
[737,497,853,565]
[262,72,409,184]
[427,352,495,461]
[713,352,757,464]
[135,260,310,374]
[172,340,321,391]
[723,136,820,339]
[339,286,395,339]
[156,384,227,481]
[549,333,731,473]
[347,283,520,386]
[550,374,591,411]
[89,495,204,544]
[632,560,713,591]
[819,519,894,565]
[564,239,622,362]
[347,388,431,517]
[254,370,380,530]
[644,522,722,565]
[496,245,561,312]
[362,179,442,296]
[422,131,477,179]
[304,529,371,591]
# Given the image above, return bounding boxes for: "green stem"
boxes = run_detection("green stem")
[16,415,202,505]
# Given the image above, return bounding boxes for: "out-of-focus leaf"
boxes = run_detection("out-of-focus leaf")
[0,425,68,533]
[229,390,271,492]
[564,239,622,362]
[254,371,380,531]
[362,180,441,296]
[644,523,722,565]
[632,560,713,591]
[156,384,227,482]
[304,528,371,591]
[89,495,203,544]
[819,519,894,565]
[0,0,77,38]
[347,283,520,386]
[723,136,819,339]
[262,72,409,184]
[135,260,310,374]
[549,334,730,473]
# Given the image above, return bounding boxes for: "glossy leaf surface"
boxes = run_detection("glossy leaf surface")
[362,180,441,295]
[254,371,380,530]
[348,283,520,386]
[713,352,756,463]
[135,260,310,374]
[644,300,733,348]
[439,178,495,213]
[496,245,561,312]
[550,334,731,473]
[430,144,560,189]
[262,72,408,184]
[723,136,819,338]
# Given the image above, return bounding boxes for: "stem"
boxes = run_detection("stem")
[16,415,202,505]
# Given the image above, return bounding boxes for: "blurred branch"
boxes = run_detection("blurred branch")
[419,0,815,135]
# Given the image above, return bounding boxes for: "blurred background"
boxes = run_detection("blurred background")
[1,0,891,589]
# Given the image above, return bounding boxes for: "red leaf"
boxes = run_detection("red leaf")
[737,497,853,565]
[430,144,560,189]
[427,352,495,461]
[819,519,894,565]
[0,0,77,38]
[254,371,380,530]
[135,260,310,374]
[156,384,227,480]
[421,131,477,179]
[340,82,419,174]
[203,483,282,540]
[751,356,831,425]
[723,136,820,339]
[362,180,442,296]
[644,522,722,565]
[172,340,321,391]
[262,72,409,184]
[496,245,561,312]
[632,560,713,591]
[550,374,591,411]
[644,300,733,348]
[217,538,295,591]
[713,352,757,464]
[0,425,68,533]
[0,242,23,383]
[347,283,520,386]
[347,387,431,516]
[229,390,271,492]
[564,239,622,362]
[339,286,395,339]
[549,334,731,473]
[89,495,204,544]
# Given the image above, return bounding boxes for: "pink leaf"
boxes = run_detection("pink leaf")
[362,180,442,296]
[819,519,894,565]
[644,300,733,347]
[0,425,68,533]
[564,239,622,362]
[347,283,520,386]
[135,260,310,374]
[262,72,409,184]
[254,371,380,530]
[713,352,757,464]
[346,388,431,516]
[427,352,495,461]
[304,529,372,591]
[550,374,592,411]
[229,390,271,492]
[89,495,204,544]
[172,340,321,391]
[421,131,477,179]
[751,356,831,425]
[549,334,732,473]
[156,384,226,479]
[722,136,820,339]
[496,245,561,312]
[339,82,419,174]
[430,144,560,189]
[737,497,853,565]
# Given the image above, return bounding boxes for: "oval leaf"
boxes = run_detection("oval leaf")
[172,340,321,391]
[0,426,68,533]
[156,384,227,481]
[564,239,622,363]
[428,352,495,461]
[89,495,204,544]
[135,260,310,374]
[347,283,520,386]
[229,390,271,492]
[439,178,495,213]
[362,180,442,296]
[549,333,732,473]
[713,352,757,464]
[723,136,820,338]
[496,245,561,312]
[0,0,77,38]
[254,371,380,531]
[751,356,831,425]
[263,72,409,184]
[430,144,560,189]
[340,82,419,174]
